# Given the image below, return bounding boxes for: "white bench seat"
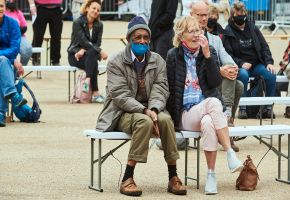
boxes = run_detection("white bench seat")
[249,76,289,83]
[23,65,107,101]
[239,97,290,106]
[84,124,290,192]
[239,97,290,125]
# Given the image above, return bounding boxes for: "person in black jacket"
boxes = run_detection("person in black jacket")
[207,5,225,39]
[148,0,177,60]
[166,15,243,195]
[67,0,108,103]
[222,2,276,119]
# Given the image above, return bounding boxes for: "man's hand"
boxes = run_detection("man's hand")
[220,64,238,80]
[75,49,86,61]
[144,108,160,137]
[100,50,108,60]
[14,60,24,76]
[267,64,276,74]
[242,62,252,70]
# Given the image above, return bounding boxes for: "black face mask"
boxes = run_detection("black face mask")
[232,15,247,26]
[207,18,218,29]
[6,2,16,11]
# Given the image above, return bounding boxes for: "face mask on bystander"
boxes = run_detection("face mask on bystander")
[131,43,149,56]
[232,15,247,26]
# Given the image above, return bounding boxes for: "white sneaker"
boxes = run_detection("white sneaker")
[227,148,243,173]
[91,95,105,103]
[204,172,218,195]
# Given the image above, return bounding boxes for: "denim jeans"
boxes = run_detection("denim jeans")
[237,63,276,110]
[0,56,17,115]
[20,36,32,66]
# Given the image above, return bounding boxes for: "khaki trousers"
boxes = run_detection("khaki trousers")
[117,112,180,163]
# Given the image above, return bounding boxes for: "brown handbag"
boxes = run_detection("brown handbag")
[236,155,259,191]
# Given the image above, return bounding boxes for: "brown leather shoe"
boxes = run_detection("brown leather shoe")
[120,178,142,196]
[168,176,187,195]
[230,137,240,152]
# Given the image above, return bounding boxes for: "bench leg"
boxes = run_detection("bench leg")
[88,139,129,192]
[184,138,200,189]
[275,134,290,184]
[88,138,104,192]
[68,71,71,102]
[197,138,200,189]
[185,138,188,186]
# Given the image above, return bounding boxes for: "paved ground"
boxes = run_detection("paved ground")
[0,21,290,200]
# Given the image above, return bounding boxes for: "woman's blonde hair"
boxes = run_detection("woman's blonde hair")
[173,15,200,47]
[209,5,219,17]
[230,1,247,16]
[80,0,102,15]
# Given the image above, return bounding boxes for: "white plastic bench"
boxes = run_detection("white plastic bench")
[23,65,107,101]
[83,124,290,192]
[276,75,289,83]
[249,76,289,83]
[239,96,290,125]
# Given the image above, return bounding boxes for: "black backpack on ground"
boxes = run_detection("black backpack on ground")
[246,76,267,118]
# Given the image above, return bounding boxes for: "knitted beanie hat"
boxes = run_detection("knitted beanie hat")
[126,16,151,39]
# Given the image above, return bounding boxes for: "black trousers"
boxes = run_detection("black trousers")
[32,6,63,65]
[276,82,288,96]
[68,48,100,92]
[150,29,174,60]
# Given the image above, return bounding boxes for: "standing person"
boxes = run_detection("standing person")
[0,0,27,127]
[148,0,177,60]
[190,1,242,151]
[166,15,243,195]
[222,2,276,119]
[5,0,32,66]
[28,0,63,66]
[96,16,187,197]
[67,0,108,103]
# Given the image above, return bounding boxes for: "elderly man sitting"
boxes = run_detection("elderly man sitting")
[96,16,187,197]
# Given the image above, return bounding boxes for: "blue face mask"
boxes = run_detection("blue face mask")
[131,43,149,56]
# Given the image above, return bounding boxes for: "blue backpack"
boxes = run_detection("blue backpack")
[13,79,41,123]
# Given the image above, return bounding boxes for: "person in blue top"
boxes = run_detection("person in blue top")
[0,0,27,127]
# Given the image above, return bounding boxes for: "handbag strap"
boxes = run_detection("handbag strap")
[256,147,272,168]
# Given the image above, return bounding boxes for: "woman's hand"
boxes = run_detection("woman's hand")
[267,64,276,74]
[198,34,210,58]
[242,62,252,70]
[100,50,108,60]
[75,49,86,61]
